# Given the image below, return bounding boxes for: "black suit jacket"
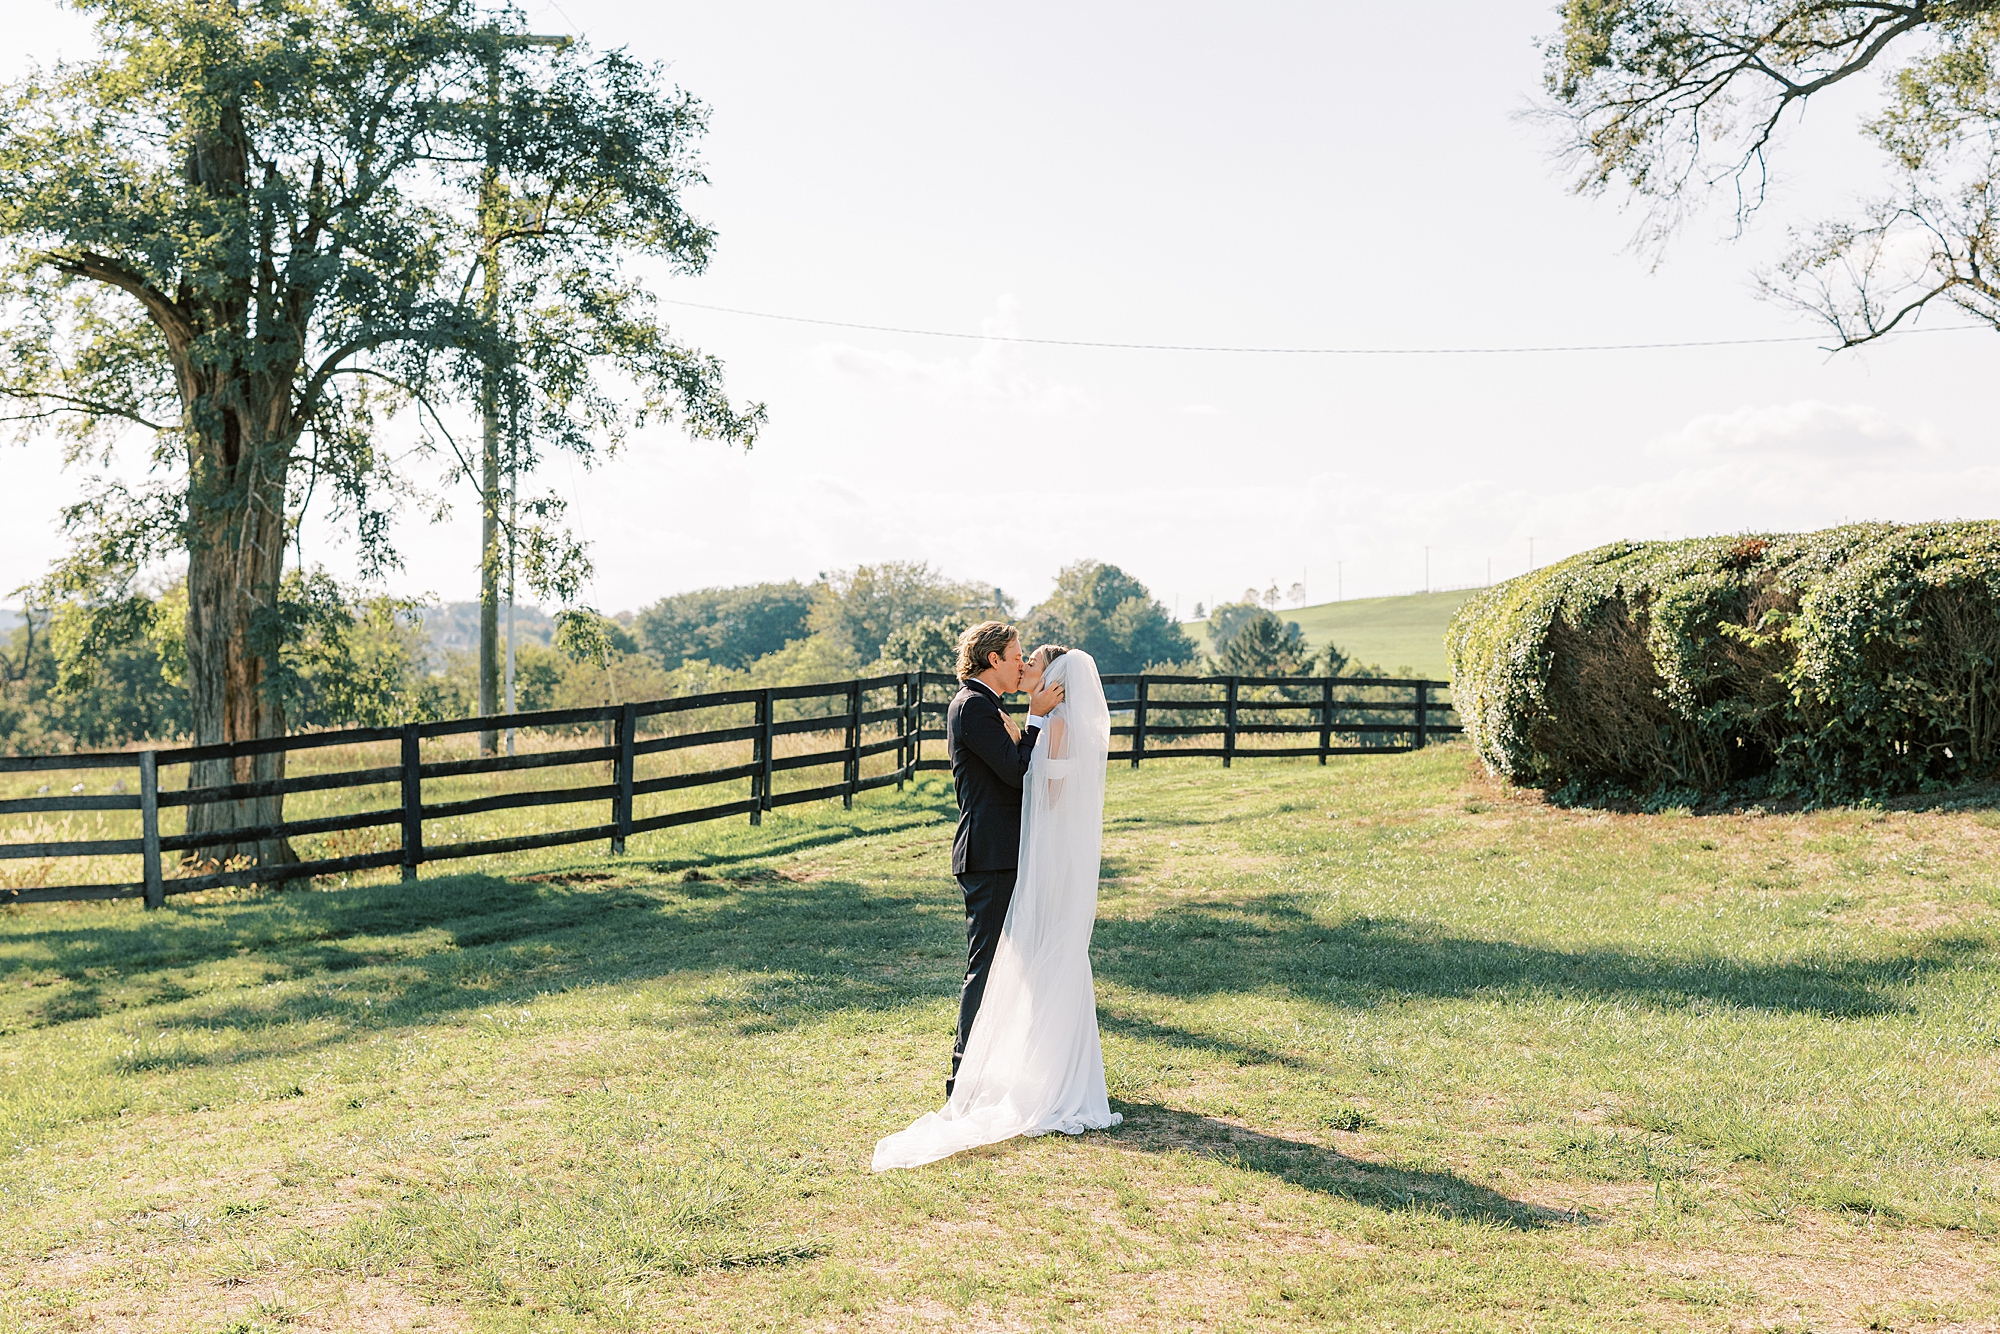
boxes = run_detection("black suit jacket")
[946,679,1040,874]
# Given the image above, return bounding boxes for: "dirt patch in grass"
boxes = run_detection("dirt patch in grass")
[839,1298,1031,1332]
[1864,900,1976,932]
[1603,1214,1997,1332]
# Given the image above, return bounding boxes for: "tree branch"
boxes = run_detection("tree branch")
[0,386,175,432]
[42,251,196,359]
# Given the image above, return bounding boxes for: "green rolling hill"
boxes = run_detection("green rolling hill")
[1184,588,1479,679]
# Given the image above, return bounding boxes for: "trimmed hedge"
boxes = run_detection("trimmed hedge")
[1445,522,2000,801]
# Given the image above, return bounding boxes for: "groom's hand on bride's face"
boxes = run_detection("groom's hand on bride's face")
[1028,679,1064,716]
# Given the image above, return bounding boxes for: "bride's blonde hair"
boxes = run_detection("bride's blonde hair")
[1032,644,1069,667]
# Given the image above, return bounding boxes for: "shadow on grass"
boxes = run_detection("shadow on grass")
[1094,897,1984,1020]
[6,829,1983,1048]
[1098,1012,1310,1069]
[1529,771,2000,818]
[1,789,961,1030]
[5,867,961,1048]
[633,796,957,877]
[1110,1100,1571,1229]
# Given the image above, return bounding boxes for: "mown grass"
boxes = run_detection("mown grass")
[2,748,1997,1332]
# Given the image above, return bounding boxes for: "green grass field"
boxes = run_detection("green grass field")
[4,749,1998,1332]
[1185,589,1479,677]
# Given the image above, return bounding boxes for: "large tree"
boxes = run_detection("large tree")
[0,0,761,861]
[1543,1,2000,342]
[809,562,1011,662]
[632,581,816,671]
[1020,560,1194,675]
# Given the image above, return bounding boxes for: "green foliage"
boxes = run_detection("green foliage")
[1447,521,2000,802]
[1206,601,1267,653]
[1768,11,2000,340]
[809,563,1007,661]
[1541,2,2000,337]
[1215,611,1312,676]
[506,642,568,713]
[0,0,763,749]
[741,633,863,689]
[255,570,445,730]
[875,616,966,674]
[1316,643,1390,680]
[6,570,448,749]
[632,582,816,670]
[1020,560,1195,673]
[554,609,627,667]
[0,603,189,752]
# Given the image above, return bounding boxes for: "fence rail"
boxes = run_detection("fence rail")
[0,671,1457,908]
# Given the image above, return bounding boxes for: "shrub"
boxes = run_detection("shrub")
[1446,521,2000,801]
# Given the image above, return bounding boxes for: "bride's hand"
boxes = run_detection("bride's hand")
[1001,710,1022,742]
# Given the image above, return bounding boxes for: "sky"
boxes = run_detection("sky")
[3,1,1994,619]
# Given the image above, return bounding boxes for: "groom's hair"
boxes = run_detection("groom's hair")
[956,621,1018,681]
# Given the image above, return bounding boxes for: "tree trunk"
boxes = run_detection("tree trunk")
[172,104,301,871]
[182,428,295,869]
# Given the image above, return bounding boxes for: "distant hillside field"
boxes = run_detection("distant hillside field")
[1185,589,1478,678]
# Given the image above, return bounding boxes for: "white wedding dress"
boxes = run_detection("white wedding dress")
[872,650,1123,1171]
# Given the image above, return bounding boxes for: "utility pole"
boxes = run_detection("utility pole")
[1528,536,1537,572]
[477,29,570,756]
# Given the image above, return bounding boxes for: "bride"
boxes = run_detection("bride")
[873,645,1123,1171]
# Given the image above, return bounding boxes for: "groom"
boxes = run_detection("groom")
[944,621,1064,1097]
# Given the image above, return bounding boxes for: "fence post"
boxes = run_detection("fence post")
[895,677,907,790]
[751,688,774,825]
[1131,677,1148,769]
[400,723,422,882]
[1414,681,1430,750]
[910,673,923,776]
[1224,676,1239,769]
[139,750,163,910]
[1319,678,1333,765]
[612,701,635,855]
[845,680,862,809]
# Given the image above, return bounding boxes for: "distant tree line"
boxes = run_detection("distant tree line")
[0,557,1389,753]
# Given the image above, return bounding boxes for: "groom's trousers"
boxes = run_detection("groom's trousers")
[949,868,1017,1097]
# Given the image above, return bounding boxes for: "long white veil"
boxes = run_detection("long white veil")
[873,650,1121,1170]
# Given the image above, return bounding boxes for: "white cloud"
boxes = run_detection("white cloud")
[1178,403,1221,416]
[1645,400,1946,462]
[805,296,1090,415]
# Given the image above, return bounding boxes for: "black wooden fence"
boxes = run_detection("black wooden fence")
[0,671,1456,909]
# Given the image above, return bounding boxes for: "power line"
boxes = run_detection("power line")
[659,297,1990,356]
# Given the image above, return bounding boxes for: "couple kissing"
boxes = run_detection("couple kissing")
[873,621,1122,1171]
